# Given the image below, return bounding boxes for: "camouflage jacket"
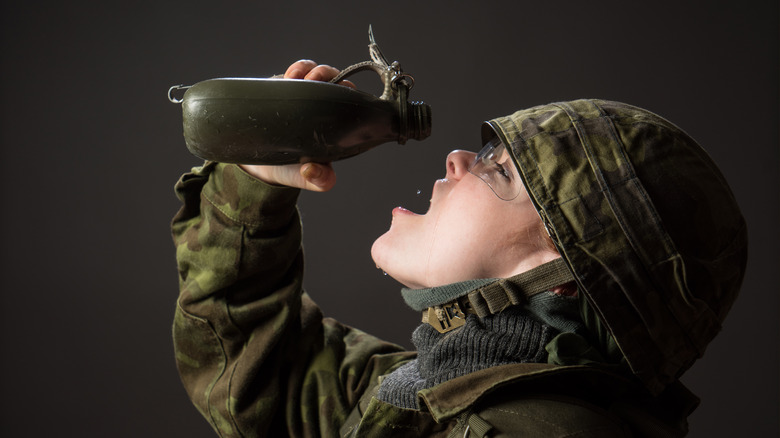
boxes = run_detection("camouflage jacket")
[171,162,696,437]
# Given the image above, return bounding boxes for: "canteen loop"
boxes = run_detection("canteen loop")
[328,25,415,102]
[168,85,191,104]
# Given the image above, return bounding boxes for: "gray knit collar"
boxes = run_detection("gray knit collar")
[377,307,558,409]
[379,279,587,410]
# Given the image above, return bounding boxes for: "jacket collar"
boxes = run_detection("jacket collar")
[417,363,637,422]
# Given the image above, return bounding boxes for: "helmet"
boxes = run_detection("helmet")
[484,99,748,394]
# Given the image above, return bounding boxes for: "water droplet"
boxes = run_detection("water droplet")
[416,189,422,195]
[382,271,388,276]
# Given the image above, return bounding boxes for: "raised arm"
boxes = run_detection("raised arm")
[171,62,412,438]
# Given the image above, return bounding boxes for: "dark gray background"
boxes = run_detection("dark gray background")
[1,1,777,436]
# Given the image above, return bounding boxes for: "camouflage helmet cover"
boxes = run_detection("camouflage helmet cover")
[483,99,748,394]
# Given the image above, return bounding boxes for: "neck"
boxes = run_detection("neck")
[498,245,562,279]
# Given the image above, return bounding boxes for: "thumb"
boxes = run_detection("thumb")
[300,163,337,192]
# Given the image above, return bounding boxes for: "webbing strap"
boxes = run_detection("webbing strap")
[446,412,495,438]
[466,413,494,437]
[468,258,575,317]
[421,258,576,332]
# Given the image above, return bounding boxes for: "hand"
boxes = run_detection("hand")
[239,60,355,192]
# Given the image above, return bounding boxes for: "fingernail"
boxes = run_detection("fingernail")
[288,69,303,79]
[301,164,322,181]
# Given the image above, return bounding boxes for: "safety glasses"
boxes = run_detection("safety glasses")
[467,138,523,201]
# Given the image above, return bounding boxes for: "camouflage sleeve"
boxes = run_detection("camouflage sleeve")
[171,162,412,438]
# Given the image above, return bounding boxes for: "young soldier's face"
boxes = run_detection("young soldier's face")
[371,149,557,289]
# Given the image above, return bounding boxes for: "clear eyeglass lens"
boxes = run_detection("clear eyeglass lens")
[468,139,522,201]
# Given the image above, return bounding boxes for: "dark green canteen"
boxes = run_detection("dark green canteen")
[168,26,431,165]
[173,78,431,165]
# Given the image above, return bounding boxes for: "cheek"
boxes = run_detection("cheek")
[423,204,498,271]
[432,197,533,257]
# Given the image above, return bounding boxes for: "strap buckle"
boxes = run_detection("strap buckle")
[422,299,475,333]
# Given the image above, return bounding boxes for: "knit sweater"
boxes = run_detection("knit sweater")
[377,286,585,409]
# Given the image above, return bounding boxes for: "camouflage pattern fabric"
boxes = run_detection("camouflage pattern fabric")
[172,162,415,437]
[171,156,699,436]
[485,99,748,394]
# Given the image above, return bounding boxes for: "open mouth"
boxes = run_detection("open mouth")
[392,206,419,216]
[392,176,448,218]
[399,181,439,216]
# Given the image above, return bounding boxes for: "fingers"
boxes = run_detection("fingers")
[336,79,356,89]
[305,65,341,81]
[283,59,356,89]
[283,60,338,81]
[284,60,317,79]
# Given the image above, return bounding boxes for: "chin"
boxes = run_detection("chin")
[369,237,384,270]
[370,234,395,276]
[370,235,425,290]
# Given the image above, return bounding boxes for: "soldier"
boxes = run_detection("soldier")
[172,60,747,437]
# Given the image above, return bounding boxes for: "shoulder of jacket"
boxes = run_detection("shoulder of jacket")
[469,392,631,437]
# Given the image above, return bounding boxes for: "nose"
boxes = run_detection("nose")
[446,150,476,181]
